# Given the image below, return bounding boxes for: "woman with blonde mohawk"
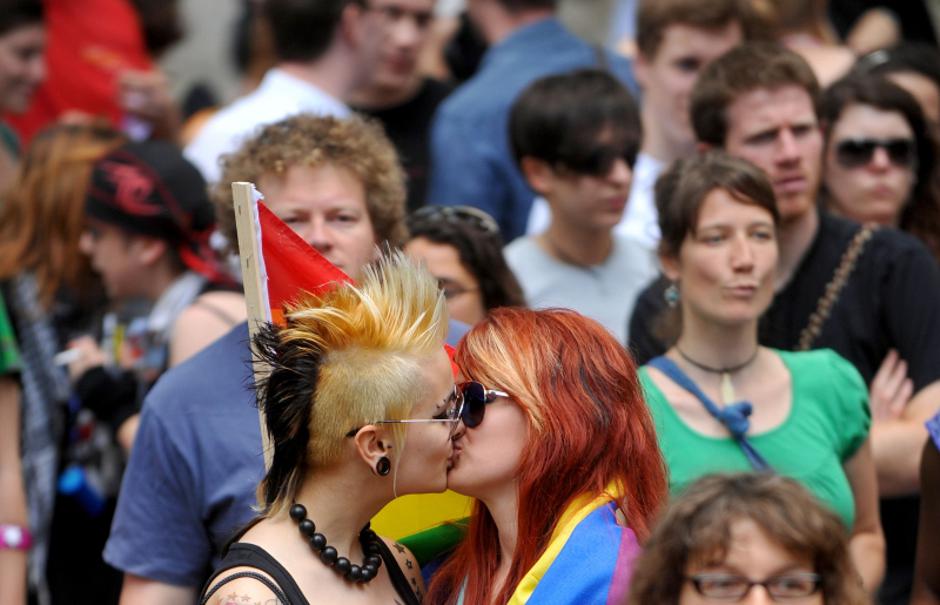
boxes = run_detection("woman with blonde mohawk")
[200,252,459,605]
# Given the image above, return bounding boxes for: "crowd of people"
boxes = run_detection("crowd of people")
[0,0,939,604]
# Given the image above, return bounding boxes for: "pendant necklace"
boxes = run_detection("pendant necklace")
[675,346,761,404]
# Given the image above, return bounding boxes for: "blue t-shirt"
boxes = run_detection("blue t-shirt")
[104,320,469,587]
[427,17,637,241]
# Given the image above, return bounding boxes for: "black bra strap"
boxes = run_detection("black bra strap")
[201,570,290,605]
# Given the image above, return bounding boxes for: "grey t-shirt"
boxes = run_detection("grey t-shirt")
[505,235,657,345]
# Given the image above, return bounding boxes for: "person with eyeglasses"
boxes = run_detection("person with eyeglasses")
[626,44,940,604]
[504,69,656,346]
[425,306,668,604]
[404,205,525,326]
[820,73,940,262]
[628,472,869,605]
[200,252,455,605]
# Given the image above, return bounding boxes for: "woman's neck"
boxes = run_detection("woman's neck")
[675,313,760,370]
[479,484,521,596]
[282,468,388,558]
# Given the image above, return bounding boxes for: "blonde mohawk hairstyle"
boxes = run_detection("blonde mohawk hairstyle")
[254,251,448,515]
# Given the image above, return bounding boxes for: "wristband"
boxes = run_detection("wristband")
[0,524,32,550]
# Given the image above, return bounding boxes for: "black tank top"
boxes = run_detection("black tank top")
[200,540,420,605]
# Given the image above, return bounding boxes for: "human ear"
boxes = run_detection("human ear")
[133,235,169,266]
[660,250,681,282]
[520,157,555,196]
[352,425,391,473]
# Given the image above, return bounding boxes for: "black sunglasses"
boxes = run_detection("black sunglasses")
[458,381,509,429]
[557,142,638,178]
[835,138,916,169]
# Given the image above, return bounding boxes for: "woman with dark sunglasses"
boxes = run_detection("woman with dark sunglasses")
[821,73,940,261]
[200,254,459,605]
[425,306,668,604]
[628,473,868,605]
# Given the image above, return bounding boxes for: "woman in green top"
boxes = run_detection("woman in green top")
[640,152,884,592]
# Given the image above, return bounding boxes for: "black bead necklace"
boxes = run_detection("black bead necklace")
[289,503,384,583]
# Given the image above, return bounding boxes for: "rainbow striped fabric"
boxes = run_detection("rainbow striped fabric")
[506,491,641,605]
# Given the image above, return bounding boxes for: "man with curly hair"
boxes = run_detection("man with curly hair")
[104,114,466,603]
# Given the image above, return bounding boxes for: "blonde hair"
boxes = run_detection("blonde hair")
[255,251,448,514]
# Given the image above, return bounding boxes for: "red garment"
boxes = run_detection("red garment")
[5,0,153,144]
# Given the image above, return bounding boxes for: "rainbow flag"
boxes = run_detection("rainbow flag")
[507,492,641,605]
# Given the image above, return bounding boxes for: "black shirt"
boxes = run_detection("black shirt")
[628,210,940,605]
[355,78,453,213]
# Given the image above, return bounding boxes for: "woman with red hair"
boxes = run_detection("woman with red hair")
[426,307,668,604]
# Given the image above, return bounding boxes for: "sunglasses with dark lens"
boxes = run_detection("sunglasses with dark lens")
[458,381,509,429]
[558,142,639,178]
[835,138,916,169]
[686,571,822,600]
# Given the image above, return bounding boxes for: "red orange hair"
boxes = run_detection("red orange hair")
[426,307,668,605]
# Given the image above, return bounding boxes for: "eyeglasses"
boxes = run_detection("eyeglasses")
[408,205,501,236]
[345,385,463,437]
[557,142,638,178]
[438,278,479,300]
[458,381,509,429]
[685,572,823,601]
[834,138,916,169]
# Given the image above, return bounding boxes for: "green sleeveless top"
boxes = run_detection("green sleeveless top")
[640,348,869,528]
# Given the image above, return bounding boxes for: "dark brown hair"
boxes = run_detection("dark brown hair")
[653,152,778,346]
[627,473,868,605]
[406,206,525,313]
[656,151,779,259]
[691,42,820,147]
[636,0,770,59]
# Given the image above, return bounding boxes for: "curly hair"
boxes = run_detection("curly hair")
[628,473,867,605]
[211,114,408,254]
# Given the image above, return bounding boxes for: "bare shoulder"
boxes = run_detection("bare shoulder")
[202,566,283,605]
[170,291,246,366]
[381,536,425,599]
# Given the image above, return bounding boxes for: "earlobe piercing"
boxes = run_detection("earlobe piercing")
[375,456,391,476]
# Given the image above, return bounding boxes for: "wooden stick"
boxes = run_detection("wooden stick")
[231,181,274,470]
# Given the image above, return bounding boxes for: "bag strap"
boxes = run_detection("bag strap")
[797,223,877,351]
[648,356,772,472]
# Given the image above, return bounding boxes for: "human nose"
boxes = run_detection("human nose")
[78,231,94,255]
[299,218,334,254]
[869,145,892,171]
[740,584,775,605]
[776,129,800,164]
[30,56,46,84]
[390,14,423,49]
[605,157,633,187]
[730,234,755,271]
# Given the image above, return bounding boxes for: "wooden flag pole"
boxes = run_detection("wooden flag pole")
[231,181,274,471]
